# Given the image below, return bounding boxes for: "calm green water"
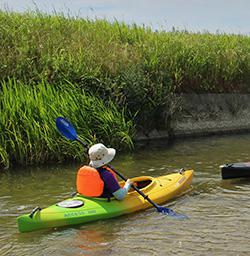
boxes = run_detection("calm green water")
[1,134,250,256]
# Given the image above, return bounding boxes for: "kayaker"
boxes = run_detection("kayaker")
[76,143,133,200]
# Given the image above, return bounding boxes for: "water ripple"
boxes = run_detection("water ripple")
[1,135,250,255]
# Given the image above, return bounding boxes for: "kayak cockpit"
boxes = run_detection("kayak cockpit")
[122,176,156,194]
[75,176,156,202]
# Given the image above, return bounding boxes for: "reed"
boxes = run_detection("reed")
[1,11,250,93]
[1,11,250,168]
[0,79,134,169]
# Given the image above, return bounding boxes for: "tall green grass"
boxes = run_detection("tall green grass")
[0,79,134,169]
[1,11,250,168]
[1,11,250,132]
[1,11,250,93]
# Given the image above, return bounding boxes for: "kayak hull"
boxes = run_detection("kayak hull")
[221,162,250,179]
[17,169,193,232]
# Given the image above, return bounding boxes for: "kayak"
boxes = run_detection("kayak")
[220,162,250,179]
[17,169,193,233]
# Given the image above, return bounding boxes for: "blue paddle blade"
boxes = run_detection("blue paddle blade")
[56,117,77,141]
[157,206,188,219]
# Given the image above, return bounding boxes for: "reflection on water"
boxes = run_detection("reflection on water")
[1,134,250,255]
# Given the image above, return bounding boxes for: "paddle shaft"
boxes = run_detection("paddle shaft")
[73,136,160,208]
[108,165,161,210]
[76,131,161,209]
[76,137,89,151]
[56,117,183,216]
[75,136,153,201]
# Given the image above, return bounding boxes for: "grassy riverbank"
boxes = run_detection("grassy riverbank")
[2,11,250,93]
[1,10,250,168]
[0,80,134,169]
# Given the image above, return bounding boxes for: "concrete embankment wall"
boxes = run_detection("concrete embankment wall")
[136,94,250,141]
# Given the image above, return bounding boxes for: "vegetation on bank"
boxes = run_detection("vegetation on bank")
[1,10,250,168]
[0,80,134,169]
[2,11,250,93]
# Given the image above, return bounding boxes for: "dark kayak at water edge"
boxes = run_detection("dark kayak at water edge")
[17,170,193,233]
[220,162,250,179]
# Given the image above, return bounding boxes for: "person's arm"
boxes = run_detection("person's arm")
[112,179,133,200]
[101,171,133,200]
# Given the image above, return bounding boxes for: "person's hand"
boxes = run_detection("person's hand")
[125,179,133,186]
[124,179,133,191]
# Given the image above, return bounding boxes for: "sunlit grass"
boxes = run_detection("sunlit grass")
[1,11,250,93]
[0,79,134,169]
[1,11,250,168]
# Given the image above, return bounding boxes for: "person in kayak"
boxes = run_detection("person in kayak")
[76,143,133,200]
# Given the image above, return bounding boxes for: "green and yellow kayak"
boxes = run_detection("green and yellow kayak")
[17,169,193,233]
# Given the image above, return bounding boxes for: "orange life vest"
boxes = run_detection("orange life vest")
[76,165,118,197]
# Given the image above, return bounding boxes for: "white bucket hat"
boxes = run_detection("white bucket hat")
[88,143,116,168]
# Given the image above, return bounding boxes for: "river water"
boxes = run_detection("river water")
[0,134,250,256]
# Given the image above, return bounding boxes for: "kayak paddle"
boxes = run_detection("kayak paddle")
[56,117,89,151]
[107,164,187,218]
[56,116,188,219]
